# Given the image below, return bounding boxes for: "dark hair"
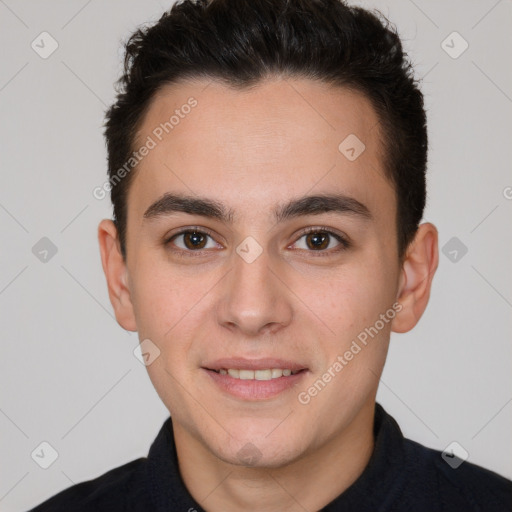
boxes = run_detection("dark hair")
[104,0,427,260]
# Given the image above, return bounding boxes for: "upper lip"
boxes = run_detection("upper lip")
[203,358,308,372]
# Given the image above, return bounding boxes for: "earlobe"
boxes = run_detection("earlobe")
[98,219,138,332]
[391,223,439,334]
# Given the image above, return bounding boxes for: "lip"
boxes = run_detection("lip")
[202,357,308,372]
[203,367,308,400]
[201,357,309,401]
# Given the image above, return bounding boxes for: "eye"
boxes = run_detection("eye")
[167,229,220,251]
[291,228,349,253]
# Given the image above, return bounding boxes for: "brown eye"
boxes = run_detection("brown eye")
[183,231,207,250]
[291,229,349,254]
[305,232,330,250]
[169,230,219,251]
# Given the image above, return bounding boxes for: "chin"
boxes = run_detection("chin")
[218,444,301,469]
[206,427,304,469]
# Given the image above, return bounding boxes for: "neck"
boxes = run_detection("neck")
[173,400,376,512]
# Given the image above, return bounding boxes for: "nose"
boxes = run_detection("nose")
[216,246,293,337]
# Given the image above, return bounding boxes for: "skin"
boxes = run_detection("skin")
[98,78,438,511]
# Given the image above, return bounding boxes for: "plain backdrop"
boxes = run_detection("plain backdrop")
[1,1,511,510]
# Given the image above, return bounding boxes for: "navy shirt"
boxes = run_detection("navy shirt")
[29,403,512,511]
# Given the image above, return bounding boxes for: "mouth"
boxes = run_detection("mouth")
[209,367,303,379]
[202,358,309,400]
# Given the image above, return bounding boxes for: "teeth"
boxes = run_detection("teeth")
[255,369,272,380]
[239,369,254,380]
[217,368,300,380]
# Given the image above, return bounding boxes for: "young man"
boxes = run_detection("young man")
[31,0,511,510]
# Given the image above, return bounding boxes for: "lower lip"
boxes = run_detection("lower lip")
[203,369,308,400]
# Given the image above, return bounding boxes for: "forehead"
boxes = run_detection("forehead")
[129,78,394,222]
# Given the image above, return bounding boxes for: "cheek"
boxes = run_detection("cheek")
[130,264,201,409]
[129,259,218,375]
[129,263,186,347]
[295,264,393,337]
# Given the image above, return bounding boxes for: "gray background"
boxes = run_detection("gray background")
[1,0,511,510]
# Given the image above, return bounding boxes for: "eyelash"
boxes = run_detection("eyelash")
[164,226,219,258]
[164,225,351,258]
[293,226,351,255]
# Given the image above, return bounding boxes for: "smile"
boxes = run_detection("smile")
[213,368,302,380]
[202,358,309,399]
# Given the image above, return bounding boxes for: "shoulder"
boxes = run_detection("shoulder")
[402,437,512,511]
[28,458,150,512]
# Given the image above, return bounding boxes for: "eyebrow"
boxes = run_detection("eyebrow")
[142,192,372,223]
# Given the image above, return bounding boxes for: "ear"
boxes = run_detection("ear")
[98,219,137,332]
[391,222,439,333]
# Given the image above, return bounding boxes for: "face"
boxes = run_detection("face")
[112,78,405,467]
